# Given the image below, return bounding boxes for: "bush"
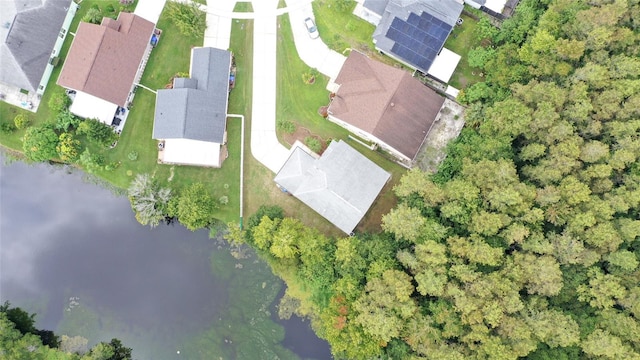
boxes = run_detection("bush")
[277,119,296,134]
[219,196,229,205]
[48,89,71,113]
[105,4,115,13]
[127,151,139,161]
[82,8,102,24]
[77,119,118,147]
[165,2,206,37]
[14,114,30,129]
[305,136,322,153]
[0,122,16,134]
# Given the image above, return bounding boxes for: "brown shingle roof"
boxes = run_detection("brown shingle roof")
[57,13,154,106]
[328,51,445,160]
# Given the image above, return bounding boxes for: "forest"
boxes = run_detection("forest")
[228,0,640,358]
[0,302,132,359]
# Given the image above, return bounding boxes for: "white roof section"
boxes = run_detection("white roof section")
[133,0,166,24]
[445,85,460,98]
[161,138,221,167]
[427,48,461,83]
[485,0,507,13]
[70,91,117,124]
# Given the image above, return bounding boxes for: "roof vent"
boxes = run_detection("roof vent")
[390,102,395,107]
[3,22,10,29]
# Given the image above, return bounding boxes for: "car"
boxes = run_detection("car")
[304,17,319,39]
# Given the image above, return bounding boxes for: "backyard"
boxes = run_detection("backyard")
[443,12,485,89]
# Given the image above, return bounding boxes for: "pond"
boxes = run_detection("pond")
[0,156,331,360]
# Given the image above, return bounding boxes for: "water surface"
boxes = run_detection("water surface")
[0,158,331,359]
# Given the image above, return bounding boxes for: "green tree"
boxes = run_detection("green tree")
[56,132,81,162]
[127,173,172,228]
[55,110,81,132]
[22,124,59,162]
[77,119,117,147]
[168,182,216,231]
[354,269,417,343]
[164,2,206,37]
[381,204,426,242]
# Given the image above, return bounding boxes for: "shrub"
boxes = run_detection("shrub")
[305,136,322,153]
[48,89,71,113]
[14,114,30,129]
[77,119,118,147]
[105,4,115,13]
[219,196,229,205]
[277,119,296,134]
[0,122,16,134]
[82,8,102,24]
[128,151,139,161]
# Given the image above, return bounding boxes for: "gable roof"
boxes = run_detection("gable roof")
[153,47,231,144]
[328,51,445,160]
[275,140,391,234]
[0,0,73,92]
[57,12,155,106]
[373,0,463,73]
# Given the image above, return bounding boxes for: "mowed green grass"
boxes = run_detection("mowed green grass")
[312,0,375,54]
[276,13,350,143]
[443,13,484,89]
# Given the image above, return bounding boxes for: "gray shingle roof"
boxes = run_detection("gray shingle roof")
[275,140,391,234]
[0,0,73,92]
[153,47,231,143]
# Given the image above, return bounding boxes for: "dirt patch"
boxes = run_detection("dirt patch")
[414,99,466,173]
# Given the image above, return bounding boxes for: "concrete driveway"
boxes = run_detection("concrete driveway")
[285,0,346,82]
[250,0,292,173]
[203,0,237,49]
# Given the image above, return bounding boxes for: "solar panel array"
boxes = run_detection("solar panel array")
[386,12,452,72]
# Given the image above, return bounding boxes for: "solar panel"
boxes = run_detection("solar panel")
[408,13,420,25]
[386,13,453,72]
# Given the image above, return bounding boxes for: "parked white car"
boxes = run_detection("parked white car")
[304,17,319,39]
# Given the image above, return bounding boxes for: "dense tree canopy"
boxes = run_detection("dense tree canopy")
[240,0,640,358]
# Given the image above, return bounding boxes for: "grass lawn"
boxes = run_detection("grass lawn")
[312,0,375,54]
[444,12,484,89]
[276,14,352,144]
